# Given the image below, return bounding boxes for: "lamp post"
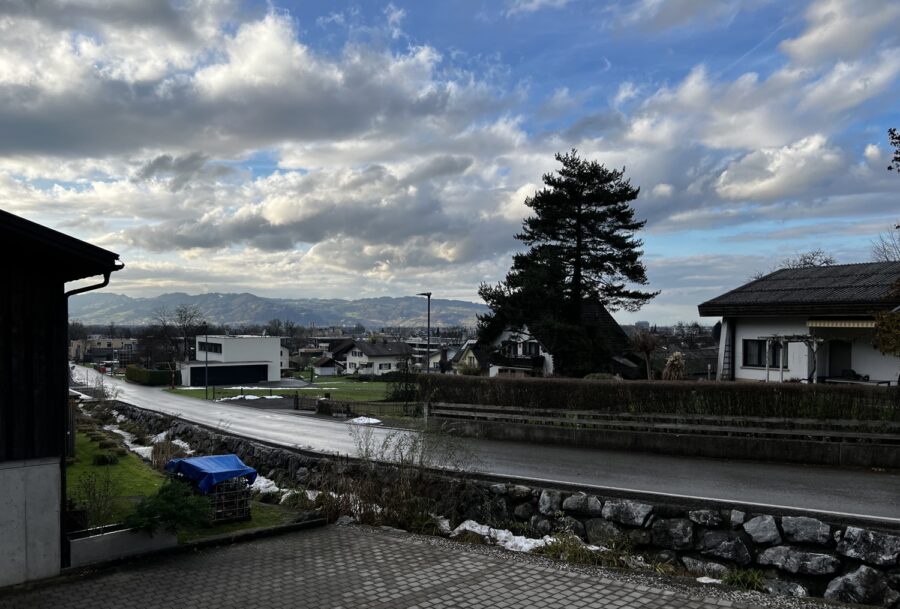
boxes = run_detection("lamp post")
[203,323,209,400]
[416,292,432,373]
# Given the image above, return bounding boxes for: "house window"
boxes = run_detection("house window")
[742,340,787,368]
[378,363,391,370]
[524,342,540,356]
[351,350,363,357]
[198,341,222,354]
[348,362,357,369]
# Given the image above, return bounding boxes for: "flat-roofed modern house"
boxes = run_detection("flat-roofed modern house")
[0,210,122,586]
[698,262,900,384]
[180,335,283,386]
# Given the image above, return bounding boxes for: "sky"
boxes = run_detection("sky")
[2,0,899,324]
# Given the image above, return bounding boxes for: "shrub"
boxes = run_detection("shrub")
[125,478,212,534]
[722,569,764,591]
[74,471,117,528]
[92,452,120,466]
[151,440,185,471]
[98,440,118,449]
[114,447,128,457]
[125,365,181,386]
[418,375,900,421]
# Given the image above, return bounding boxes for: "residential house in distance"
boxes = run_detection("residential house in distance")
[698,262,900,384]
[0,210,122,586]
[311,338,354,376]
[180,335,283,386]
[485,301,630,378]
[451,339,486,374]
[69,335,139,365]
[345,340,413,376]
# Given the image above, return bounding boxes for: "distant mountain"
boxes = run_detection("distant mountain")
[69,292,487,328]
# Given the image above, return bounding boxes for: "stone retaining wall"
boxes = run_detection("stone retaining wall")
[112,403,900,608]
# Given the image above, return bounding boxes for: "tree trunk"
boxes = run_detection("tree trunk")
[644,353,652,380]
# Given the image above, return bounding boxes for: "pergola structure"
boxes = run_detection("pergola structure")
[757,334,825,383]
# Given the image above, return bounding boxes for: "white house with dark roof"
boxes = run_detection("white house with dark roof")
[345,340,413,376]
[698,262,900,385]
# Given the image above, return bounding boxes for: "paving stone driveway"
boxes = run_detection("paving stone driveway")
[0,526,757,609]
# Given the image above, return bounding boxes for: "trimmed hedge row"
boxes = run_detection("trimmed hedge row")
[418,375,900,421]
[125,365,181,386]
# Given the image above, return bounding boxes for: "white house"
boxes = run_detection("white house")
[180,335,283,386]
[487,327,555,378]
[345,340,412,376]
[698,262,900,385]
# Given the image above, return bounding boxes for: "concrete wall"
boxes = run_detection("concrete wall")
[0,458,61,587]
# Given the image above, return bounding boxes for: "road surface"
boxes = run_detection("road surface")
[76,367,900,522]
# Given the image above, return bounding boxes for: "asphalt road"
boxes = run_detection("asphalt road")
[76,367,900,522]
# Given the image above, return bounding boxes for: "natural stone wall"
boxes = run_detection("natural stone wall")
[112,403,900,608]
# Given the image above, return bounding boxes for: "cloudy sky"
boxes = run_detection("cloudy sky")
[3,0,899,323]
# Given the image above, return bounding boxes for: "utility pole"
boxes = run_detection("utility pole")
[416,292,432,373]
[203,324,209,400]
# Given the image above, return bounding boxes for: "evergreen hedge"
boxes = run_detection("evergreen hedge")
[126,365,181,386]
[418,375,900,421]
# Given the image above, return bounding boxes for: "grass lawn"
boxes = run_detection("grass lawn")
[69,432,302,540]
[169,375,390,402]
[67,432,165,523]
[177,501,299,543]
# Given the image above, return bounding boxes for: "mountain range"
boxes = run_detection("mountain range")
[69,292,488,329]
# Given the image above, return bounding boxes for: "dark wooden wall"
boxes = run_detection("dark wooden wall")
[0,263,67,461]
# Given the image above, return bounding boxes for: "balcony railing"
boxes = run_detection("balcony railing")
[489,353,544,370]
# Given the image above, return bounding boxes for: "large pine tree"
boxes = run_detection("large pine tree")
[478,150,657,375]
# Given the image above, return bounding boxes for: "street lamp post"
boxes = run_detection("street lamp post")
[203,324,209,400]
[416,292,432,373]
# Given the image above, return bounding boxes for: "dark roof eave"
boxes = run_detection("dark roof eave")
[698,301,899,317]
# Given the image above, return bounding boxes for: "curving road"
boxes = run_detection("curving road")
[77,367,900,522]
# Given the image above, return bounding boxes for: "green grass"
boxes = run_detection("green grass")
[177,501,299,543]
[168,376,390,403]
[67,432,165,523]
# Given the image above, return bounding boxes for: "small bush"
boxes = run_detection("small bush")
[722,569,764,591]
[75,471,117,527]
[125,478,212,534]
[92,452,120,466]
[98,440,118,449]
[125,365,181,386]
[114,447,128,457]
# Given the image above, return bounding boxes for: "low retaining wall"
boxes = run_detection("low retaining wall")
[69,526,177,568]
[111,402,900,607]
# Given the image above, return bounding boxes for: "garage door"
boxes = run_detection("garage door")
[190,364,268,386]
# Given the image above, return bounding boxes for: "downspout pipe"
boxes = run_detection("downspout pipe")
[60,262,123,569]
[64,263,123,299]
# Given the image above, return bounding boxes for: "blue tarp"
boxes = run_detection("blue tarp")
[164,454,257,494]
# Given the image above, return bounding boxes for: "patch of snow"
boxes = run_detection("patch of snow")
[152,431,169,443]
[251,475,280,494]
[697,577,722,585]
[263,395,283,399]
[299,387,338,390]
[430,514,451,535]
[347,416,382,425]
[450,520,553,553]
[103,424,154,461]
[172,438,194,454]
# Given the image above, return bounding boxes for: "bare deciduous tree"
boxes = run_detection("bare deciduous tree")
[750,248,836,280]
[871,224,900,262]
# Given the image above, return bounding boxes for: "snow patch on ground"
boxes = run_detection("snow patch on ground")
[263,395,283,399]
[697,577,723,585]
[251,475,280,494]
[450,520,553,553]
[347,416,382,425]
[103,424,154,460]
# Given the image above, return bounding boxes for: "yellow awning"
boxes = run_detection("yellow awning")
[807,319,875,328]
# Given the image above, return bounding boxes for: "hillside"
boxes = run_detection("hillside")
[68,292,487,328]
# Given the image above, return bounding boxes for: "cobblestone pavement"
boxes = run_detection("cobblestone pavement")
[0,525,761,609]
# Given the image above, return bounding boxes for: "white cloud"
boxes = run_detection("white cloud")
[715,135,843,200]
[780,0,900,65]
[505,0,571,16]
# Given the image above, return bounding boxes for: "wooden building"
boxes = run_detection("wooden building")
[0,210,122,586]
